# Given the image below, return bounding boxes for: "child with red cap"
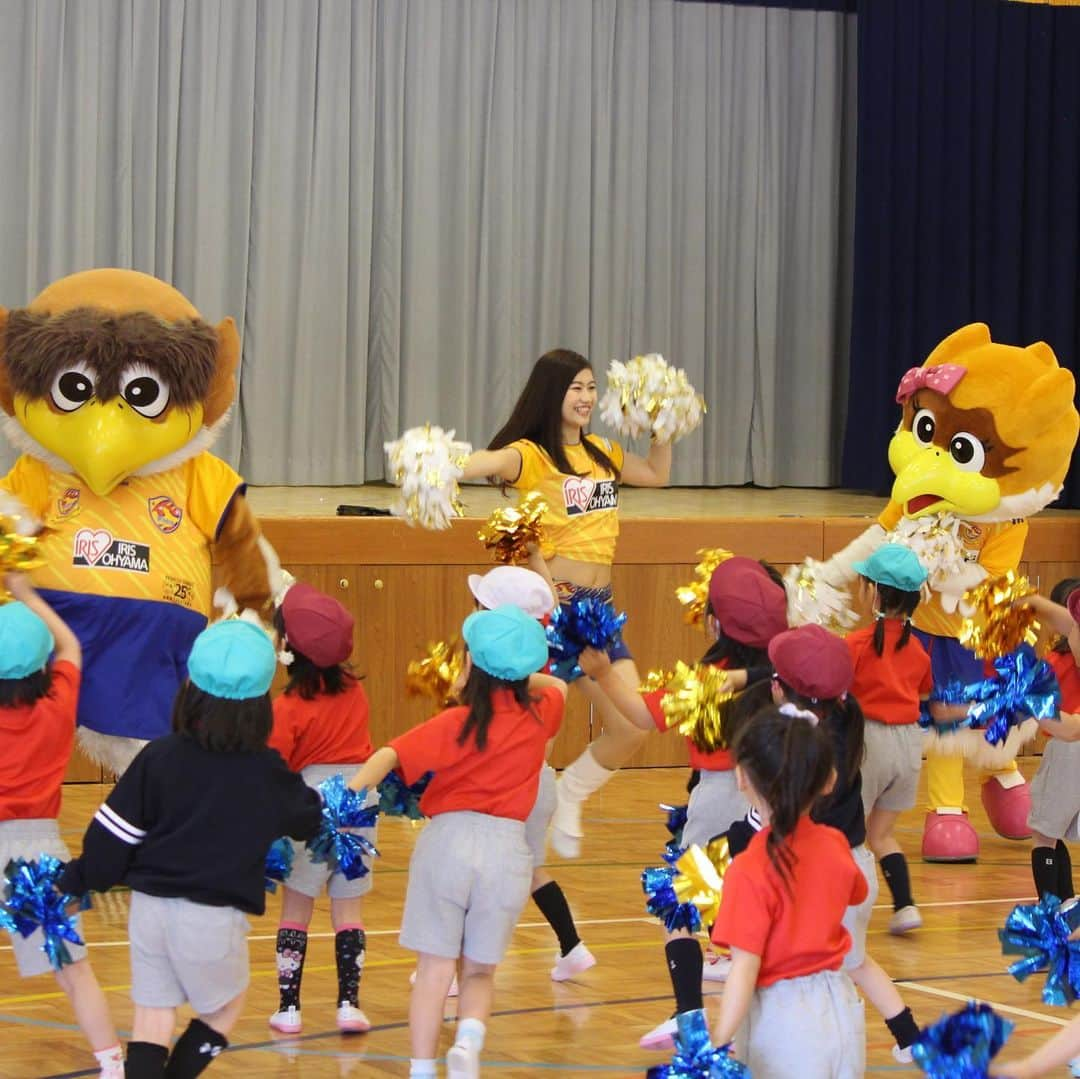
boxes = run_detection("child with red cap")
[579,555,788,1050]
[267,583,376,1036]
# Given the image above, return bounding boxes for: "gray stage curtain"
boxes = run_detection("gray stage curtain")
[0,0,855,487]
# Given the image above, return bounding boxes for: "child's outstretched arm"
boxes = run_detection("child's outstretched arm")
[711,947,761,1048]
[5,572,81,669]
[989,1011,1080,1078]
[347,746,400,793]
[577,647,653,729]
[529,671,568,700]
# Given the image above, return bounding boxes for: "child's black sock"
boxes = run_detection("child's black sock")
[125,1042,168,1079]
[880,852,914,911]
[1056,839,1075,900]
[665,937,704,1015]
[335,926,366,1007]
[275,924,308,1010]
[531,881,582,957]
[163,1020,227,1078]
[1032,846,1061,900]
[885,1006,920,1050]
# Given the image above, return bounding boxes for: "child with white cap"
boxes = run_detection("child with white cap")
[59,619,323,1079]
[348,605,566,1079]
[0,573,122,1078]
[267,582,376,1035]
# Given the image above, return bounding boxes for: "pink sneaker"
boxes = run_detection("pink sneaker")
[639,1017,678,1051]
[336,1003,371,1033]
[551,942,597,982]
[269,1005,302,1034]
[702,953,731,982]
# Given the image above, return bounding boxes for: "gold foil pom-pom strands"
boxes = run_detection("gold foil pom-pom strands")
[960,571,1039,660]
[477,492,547,565]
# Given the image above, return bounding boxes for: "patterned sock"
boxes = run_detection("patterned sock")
[531,881,581,957]
[94,1043,124,1078]
[163,1019,227,1078]
[880,852,914,911]
[665,937,704,1015]
[455,1017,486,1051]
[124,1042,168,1079]
[1057,840,1075,900]
[885,1007,920,1050]
[1032,846,1060,900]
[275,923,308,1011]
[335,926,366,1007]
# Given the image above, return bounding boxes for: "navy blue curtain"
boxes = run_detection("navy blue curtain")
[843,0,1080,508]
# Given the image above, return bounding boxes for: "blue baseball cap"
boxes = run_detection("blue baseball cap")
[0,602,54,679]
[462,605,549,681]
[852,543,928,593]
[188,619,276,700]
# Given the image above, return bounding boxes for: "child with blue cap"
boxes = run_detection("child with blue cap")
[847,543,932,936]
[59,618,324,1079]
[348,604,567,1079]
[0,573,123,1078]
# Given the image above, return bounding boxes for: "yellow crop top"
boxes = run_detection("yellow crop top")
[509,435,625,565]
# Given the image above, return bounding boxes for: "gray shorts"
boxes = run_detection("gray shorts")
[736,969,865,1079]
[860,721,923,815]
[524,765,556,869]
[129,891,250,1015]
[399,811,532,965]
[841,844,878,971]
[283,765,378,899]
[683,770,747,849]
[1029,738,1080,840]
[0,819,88,977]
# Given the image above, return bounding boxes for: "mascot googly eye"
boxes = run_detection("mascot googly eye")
[0,269,280,776]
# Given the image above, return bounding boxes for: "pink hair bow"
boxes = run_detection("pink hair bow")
[895,363,966,404]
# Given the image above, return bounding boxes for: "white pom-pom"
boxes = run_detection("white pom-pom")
[885,513,974,600]
[599,354,705,444]
[0,490,41,535]
[384,425,473,530]
[213,587,239,618]
[783,558,858,631]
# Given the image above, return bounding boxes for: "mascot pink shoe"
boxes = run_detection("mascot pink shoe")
[921,811,979,862]
[980,776,1033,840]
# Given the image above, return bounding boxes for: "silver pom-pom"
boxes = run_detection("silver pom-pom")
[598,354,705,444]
[384,425,473,530]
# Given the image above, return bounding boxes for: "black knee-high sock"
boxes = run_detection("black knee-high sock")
[1057,840,1075,900]
[163,1020,227,1078]
[335,927,366,1007]
[532,881,582,957]
[880,852,915,912]
[1032,846,1061,900]
[666,937,704,1015]
[885,1007,920,1051]
[275,925,308,1010]
[125,1042,168,1078]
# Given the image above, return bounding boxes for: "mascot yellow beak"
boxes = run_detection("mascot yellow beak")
[888,429,1002,518]
[15,394,204,497]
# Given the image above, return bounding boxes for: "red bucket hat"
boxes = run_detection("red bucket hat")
[280,583,355,668]
[768,624,852,702]
[708,557,788,649]
[1069,587,1080,627]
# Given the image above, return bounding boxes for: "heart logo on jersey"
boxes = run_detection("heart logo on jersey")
[72,528,113,566]
[563,476,596,513]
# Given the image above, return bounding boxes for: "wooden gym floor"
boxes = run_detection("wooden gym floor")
[2,758,1071,1078]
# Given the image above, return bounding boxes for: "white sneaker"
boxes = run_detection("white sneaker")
[892,1044,914,1064]
[551,942,597,981]
[702,954,732,982]
[1069,1056,1080,1078]
[639,1016,678,1051]
[446,1041,480,1079]
[269,1005,302,1034]
[889,905,923,935]
[336,1003,371,1033]
[409,968,460,996]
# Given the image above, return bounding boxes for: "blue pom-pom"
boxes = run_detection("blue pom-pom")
[546,596,627,682]
[1,855,91,971]
[264,838,294,894]
[642,865,701,934]
[646,1007,748,1078]
[1000,893,1080,1007]
[377,770,434,820]
[912,1002,1013,1078]
[662,803,689,861]
[306,774,381,881]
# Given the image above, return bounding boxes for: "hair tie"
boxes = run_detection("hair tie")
[779,702,819,727]
[278,647,295,667]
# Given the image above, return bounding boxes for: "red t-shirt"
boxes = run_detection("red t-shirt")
[0,661,80,821]
[643,659,733,770]
[391,686,564,820]
[1048,650,1080,716]
[710,815,868,986]
[268,680,374,772]
[846,620,932,726]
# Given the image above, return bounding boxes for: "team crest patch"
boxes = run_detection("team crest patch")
[73,528,151,573]
[148,495,183,534]
[959,522,984,545]
[56,487,80,517]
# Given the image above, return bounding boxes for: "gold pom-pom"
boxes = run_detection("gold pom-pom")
[673,843,728,928]
[674,548,734,625]
[638,669,673,694]
[704,835,731,880]
[405,639,464,707]
[658,661,734,752]
[476,492,548,565]
[0,516,44,601]
[959,571,1039,660]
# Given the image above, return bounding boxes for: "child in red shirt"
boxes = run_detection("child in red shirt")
[348,606,566,1079]
[0,573,122,1078]
[267,583,375,1036]
[847,543,932,935]
[710,705,867,1077]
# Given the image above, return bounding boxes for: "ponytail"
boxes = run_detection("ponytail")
[869,582,921,657]
[456,666,536,750]
[774,679,865,789]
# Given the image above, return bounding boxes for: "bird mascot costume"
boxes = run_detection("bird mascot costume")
[0,268,277,775]
[791,323,1078,861]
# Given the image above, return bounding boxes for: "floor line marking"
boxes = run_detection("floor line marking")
[896,981,1070,1028]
